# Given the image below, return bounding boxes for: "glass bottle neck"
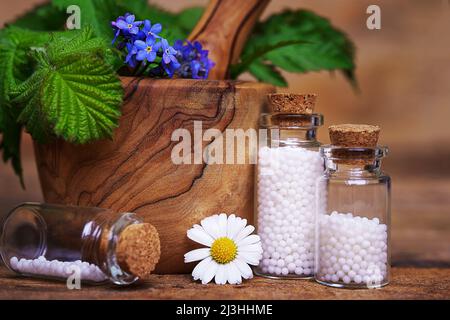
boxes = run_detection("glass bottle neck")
[269,127,321,148]
[321,146,388,178]
[260,113,323,149]
[81,212,140,285]
[324,158,383,178]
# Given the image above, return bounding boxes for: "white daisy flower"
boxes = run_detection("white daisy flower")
[184,213,263,285]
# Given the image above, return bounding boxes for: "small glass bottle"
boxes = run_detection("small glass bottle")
[315,124,391,288]
[0,203,160,285]
[255,93,324,278]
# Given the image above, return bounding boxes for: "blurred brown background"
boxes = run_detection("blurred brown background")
[1,1,449,266]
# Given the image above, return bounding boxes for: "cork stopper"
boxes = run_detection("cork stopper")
[328,124,381,165]
[267,93,318,127]
[116,223,161,279]
[267,93,317,114]
[329,124,380,147]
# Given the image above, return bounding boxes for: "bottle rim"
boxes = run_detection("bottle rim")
[320,145,388,160]
[104,212,142,285]
[260,113,324,129]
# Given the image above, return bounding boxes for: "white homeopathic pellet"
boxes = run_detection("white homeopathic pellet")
[9,256,107,282]
[316,212,388,286]
[257,146,324,277]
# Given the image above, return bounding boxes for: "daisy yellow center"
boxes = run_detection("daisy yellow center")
[210,237,237,264]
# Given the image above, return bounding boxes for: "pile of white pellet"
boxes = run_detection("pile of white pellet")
[10,256,107,282]
[316,212,388,286]
[257,146,324,277]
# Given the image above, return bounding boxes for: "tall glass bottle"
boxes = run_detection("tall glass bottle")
[255,107,324,278]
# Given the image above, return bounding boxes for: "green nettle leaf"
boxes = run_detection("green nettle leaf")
[47,28,105,62]
[0,28,51,103]
[238,10,356,86]
[11,28,123,144]
[13,66,54,143]
[0,27,51,180]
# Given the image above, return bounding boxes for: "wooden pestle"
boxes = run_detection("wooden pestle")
[188,0,271,79]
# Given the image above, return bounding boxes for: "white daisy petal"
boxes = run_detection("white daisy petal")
[187,227,214,247]
[234,257,254,279]
[226,261,242,285]
[230,218,247,240]
[217,213,228,237]
[214,264,227,285]
[201,260,219,285]
[192,224,211,237]
[238,243,263,254]
[237,252,262,266]
[193,224,206,233]
[227,218,239,239]
[184,248,211,263]
[201,215,221,239]
[192,256,212,280]
[237,234,261,246]
[234,225,255,243]
[226,214,236,238]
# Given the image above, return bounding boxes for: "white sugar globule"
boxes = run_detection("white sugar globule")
[316,212,388,287]
[9,256,107,282]
[256,146,324,277]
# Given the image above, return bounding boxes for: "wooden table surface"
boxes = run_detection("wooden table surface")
[0,177,449,299]
[0,267,448,300]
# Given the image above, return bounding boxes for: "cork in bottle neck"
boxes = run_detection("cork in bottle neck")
[82,213,160,285]
[264,93,322,147]
[323,124,387,175]
[115,223,160,279]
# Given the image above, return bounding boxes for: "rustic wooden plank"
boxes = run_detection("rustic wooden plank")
[0,267,448,300]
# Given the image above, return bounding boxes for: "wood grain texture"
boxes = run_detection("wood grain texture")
[0,267,448,300]
[189,0,271,79]
[34,78,275,274]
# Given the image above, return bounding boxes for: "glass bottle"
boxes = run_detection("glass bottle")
[255,112,324,278]
[0,203,160,285]
[315,146,391,288]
